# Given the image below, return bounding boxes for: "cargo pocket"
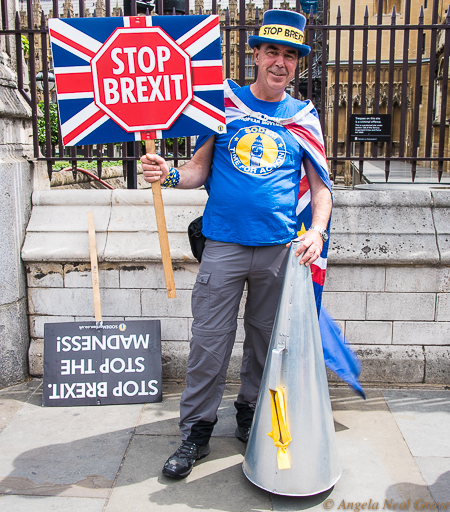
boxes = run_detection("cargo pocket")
[191,271,211,323]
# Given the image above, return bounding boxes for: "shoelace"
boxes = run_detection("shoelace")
[174,442,197,458]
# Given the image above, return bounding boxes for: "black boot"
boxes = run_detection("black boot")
[235,426,251,443]
[162,440,210,479]
[234,401,254,444]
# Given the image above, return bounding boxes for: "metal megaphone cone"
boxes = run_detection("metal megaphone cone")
[242,240,341,496]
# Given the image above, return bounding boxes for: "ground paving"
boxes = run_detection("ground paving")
[355,161,450,185]
[0,380,448,512]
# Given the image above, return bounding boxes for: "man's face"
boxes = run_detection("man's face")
[253,43,299,95]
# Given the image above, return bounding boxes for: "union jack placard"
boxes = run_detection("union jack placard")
[48,15,226,146]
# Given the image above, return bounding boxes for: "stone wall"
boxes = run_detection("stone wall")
[0,41,48,387]
[21,188,450,386]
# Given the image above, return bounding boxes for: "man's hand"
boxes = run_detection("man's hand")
[286,228,323,267]
[141,153,171,185]
[140,136,215,189]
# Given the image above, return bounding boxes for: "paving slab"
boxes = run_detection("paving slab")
[383,390,450,507]
[382,390,450,457]
[104,434,272,512]
[0,381,445,511]
[136,382,183,436]
[0,380,42,433]
[0,495,106,512]
[414,458,450,504]
[0,384,144,498]
[272,389,433,512]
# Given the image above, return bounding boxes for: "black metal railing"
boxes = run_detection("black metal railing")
[1,0,449,186]
[323,0,450,184]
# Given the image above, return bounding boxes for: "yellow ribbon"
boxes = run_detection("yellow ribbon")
[267,388,292,470]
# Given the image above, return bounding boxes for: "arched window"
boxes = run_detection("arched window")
[381,0,399,15]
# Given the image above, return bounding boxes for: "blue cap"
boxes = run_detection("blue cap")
[248,9,311,58]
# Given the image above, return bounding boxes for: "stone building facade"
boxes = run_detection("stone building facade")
[326,0,450,179]
[434,5,450,168]
[17,0,449,178]
[196,0,307,87]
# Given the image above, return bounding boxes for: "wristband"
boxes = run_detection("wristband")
[162,167,180,188]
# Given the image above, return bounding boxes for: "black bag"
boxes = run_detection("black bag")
[188,216,206,263]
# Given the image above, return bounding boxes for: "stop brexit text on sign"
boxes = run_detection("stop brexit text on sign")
[48,15,226,146]
[91,26,193,132]
[43,320,162,407]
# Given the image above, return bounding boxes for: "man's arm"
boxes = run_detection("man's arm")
[141,136,215,189]
[292,157,332,266]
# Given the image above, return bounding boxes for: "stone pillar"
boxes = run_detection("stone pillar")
[0,9,47,387]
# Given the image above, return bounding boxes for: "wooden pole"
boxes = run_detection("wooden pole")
[145,139,177,298]
[87,211,103,323]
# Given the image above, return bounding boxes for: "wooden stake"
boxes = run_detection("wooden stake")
[145,139,177,299]
[87,211,103,323]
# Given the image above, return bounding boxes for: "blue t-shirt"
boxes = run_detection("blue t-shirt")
[201,86,307,246]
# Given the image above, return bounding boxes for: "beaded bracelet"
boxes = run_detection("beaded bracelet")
[162,167,180,188]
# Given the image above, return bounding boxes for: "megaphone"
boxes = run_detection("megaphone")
[242,240,341,496]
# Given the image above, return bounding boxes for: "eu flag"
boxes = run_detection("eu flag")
[320,306,366,399]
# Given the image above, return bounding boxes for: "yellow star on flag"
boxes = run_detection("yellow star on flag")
[297,223,307,237]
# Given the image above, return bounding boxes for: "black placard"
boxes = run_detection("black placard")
[43,320,162,407]
[350,114,392,142]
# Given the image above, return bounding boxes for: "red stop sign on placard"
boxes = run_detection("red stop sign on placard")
[91,27,193,132]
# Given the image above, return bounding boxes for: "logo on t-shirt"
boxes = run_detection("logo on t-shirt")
[228,126,286,175]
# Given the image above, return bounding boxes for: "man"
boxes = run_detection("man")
[141,9,332,480]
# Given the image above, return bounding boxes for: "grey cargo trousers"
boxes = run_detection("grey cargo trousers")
[180,239,289,442]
